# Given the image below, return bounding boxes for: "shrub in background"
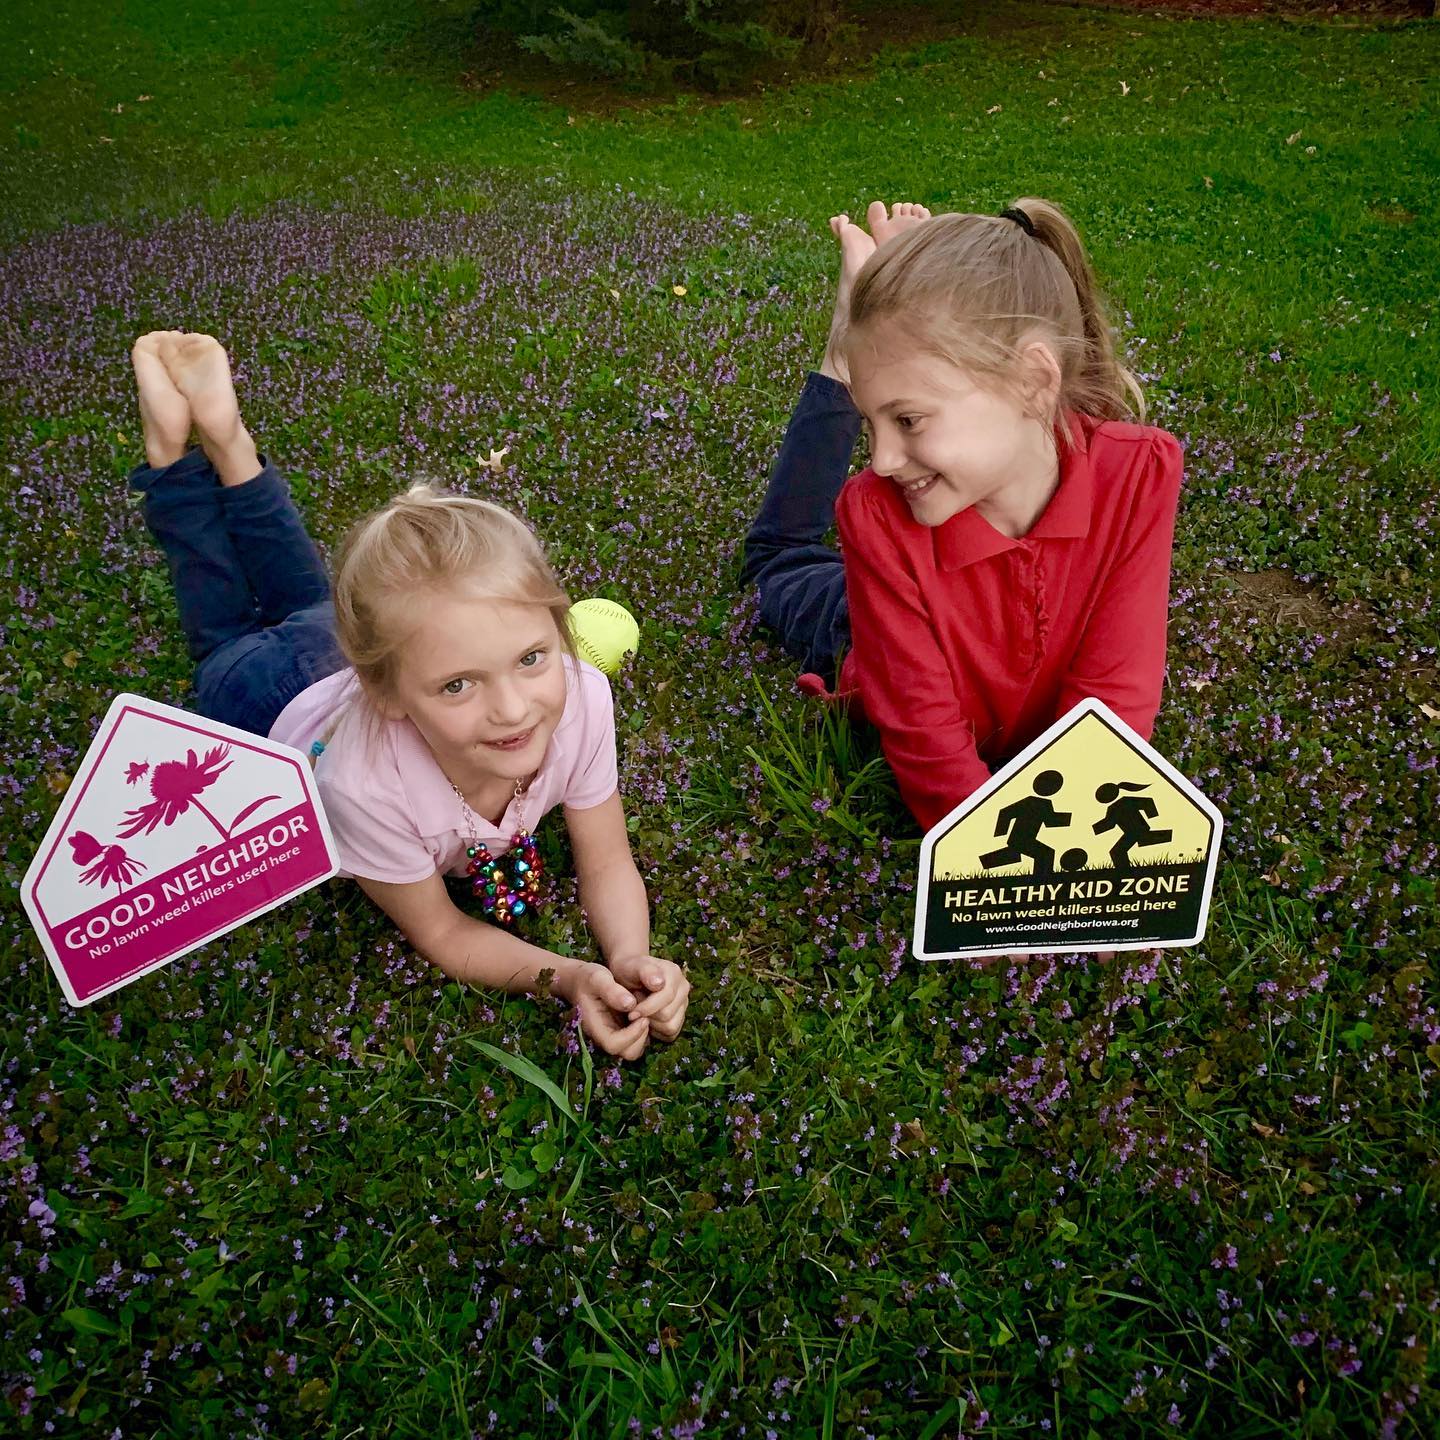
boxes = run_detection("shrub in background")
[468,0,849,88]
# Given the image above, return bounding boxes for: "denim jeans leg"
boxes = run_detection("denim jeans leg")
[742,372,863,681]
[130,447,259,663]
[195,601,344,737]
[218,460,332,625]
[752,553,852,681]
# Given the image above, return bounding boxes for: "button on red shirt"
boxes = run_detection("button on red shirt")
[834,413,1184,832]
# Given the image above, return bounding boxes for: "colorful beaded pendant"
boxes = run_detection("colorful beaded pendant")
[451,777,545,927]
[464,830,544,926]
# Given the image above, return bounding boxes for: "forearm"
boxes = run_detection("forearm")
[423,911,588,1001]
[577,854,652,966]
[881,726,992,832]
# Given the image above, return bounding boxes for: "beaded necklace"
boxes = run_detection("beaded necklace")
[450,775,544,926]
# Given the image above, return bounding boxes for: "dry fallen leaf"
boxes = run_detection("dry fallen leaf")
[1421,703,1440,721]
[1119,81,1130,96]
[1287,130,1302,145]
[1251,1120,1276,1139]
[609,287,620,300]
[480,446,509,473]
[986,104,1002,115]
[1203,176,1214,189]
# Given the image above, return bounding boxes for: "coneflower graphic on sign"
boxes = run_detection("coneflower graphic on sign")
[22,694,338,1006]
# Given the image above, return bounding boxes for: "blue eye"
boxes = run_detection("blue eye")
[519,650,544,669]
[442,677,470,696]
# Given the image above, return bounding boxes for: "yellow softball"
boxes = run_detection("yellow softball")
[567,598,639,677]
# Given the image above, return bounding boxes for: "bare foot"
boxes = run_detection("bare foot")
[870,200,932,249]
[821,200,932,383]
[131,331,192,469]
[163,333,260,487]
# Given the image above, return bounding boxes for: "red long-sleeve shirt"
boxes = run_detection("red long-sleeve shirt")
[834,413,1183,832]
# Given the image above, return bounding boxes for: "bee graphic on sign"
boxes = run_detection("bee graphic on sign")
[914,700,1222,960]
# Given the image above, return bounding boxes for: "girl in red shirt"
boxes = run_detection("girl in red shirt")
[742,199,1183,832]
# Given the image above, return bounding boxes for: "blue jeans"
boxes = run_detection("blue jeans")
[130,447,344,736]
[741,371,862,685]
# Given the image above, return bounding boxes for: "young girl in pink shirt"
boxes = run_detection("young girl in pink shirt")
[743,199,1183,832]
[127,330,688,1059]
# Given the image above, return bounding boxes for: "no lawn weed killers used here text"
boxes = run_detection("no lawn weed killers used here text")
[63,814,313,952]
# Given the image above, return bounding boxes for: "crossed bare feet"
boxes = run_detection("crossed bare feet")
[821,200,932,383]
[130,331,260,486]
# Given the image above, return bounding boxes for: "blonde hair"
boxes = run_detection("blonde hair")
[843,198,1145,435]
[331,483,574,706]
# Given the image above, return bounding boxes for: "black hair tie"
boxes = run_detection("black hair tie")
[999,207,1036,237]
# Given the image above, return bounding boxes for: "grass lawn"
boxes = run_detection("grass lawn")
[2,2,1437,1436]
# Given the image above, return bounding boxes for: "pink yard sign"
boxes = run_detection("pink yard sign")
[21,694,338,1006]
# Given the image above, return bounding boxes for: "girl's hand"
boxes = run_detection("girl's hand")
[608,954,691,1043]
[568,961,650,1060]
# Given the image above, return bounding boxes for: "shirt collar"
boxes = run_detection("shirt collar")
[934,411,1093,571]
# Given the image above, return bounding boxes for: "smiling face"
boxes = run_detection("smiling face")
[383,589,569,793]
[845,323,1060,534]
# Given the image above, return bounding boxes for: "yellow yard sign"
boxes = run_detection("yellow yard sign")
[914,699,1223,960]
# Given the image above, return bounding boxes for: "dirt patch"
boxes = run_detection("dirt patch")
[1222,570,1379,643]
[1370,203,1419,224]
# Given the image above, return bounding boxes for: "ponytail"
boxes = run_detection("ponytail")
[1009,197,1146,422]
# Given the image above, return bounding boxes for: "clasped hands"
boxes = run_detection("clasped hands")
[563,953,690,1061]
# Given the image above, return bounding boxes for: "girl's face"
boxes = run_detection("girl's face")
[385,591,569,792]
[846,326,1058,533]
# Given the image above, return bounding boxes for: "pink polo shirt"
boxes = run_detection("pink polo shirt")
[268,656,618,884]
